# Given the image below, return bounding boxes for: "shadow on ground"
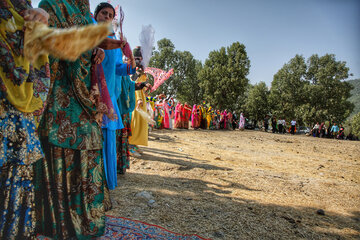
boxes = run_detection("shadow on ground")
[111,171,359,240]
[141,147,233,172]
[108,141,359,240]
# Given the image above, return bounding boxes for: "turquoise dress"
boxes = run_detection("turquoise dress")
[34,0,107,239]
[116,65,136,173]
[101,36,135,190]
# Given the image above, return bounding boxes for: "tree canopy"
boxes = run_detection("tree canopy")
[351,112,360,136]
[198,42,250,111]
[348,79,360,119]
[244,82,270,123]
[147,39,356,129]
[149,38,203,104]
[269,54,353,125]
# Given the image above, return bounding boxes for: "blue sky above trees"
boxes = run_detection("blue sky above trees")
[33,0,360,85]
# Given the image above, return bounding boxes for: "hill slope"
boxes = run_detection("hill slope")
[348,79,360,118]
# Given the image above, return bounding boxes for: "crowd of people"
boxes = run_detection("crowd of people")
[0,1,358,240]
[142,101,358,142]
[143,99,247,131]
[308,122,357,140]
[263,117,357,140]
[0,1,153,239]
[263,116,297,134]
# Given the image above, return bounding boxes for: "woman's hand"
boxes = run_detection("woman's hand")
[137,99,143,108]
[128,56,136,69]
[93,48,105,64]
[24,8,49,25]
[144,83,152,91]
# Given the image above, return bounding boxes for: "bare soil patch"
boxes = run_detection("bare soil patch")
[108,129,360,240]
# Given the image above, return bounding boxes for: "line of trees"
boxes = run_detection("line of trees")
[147,38,358,134]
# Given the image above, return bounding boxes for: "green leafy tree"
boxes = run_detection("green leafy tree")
[149,38,177,96]
[198,42,250,111]
[149,38,202,103]
[351,112,360,136]
[244,82,270,123]
[347,79,360,119]
[305,54,354,124]
[269,54,353,125]
[269,55,308,124]
[176,58,203,104]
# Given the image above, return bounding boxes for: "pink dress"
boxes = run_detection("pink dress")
[163,102,170,129]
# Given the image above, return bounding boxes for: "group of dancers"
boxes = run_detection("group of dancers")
[144,98,247,131]
[0,1,154,239]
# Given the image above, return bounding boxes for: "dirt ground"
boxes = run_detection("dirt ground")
[107,129,360,240]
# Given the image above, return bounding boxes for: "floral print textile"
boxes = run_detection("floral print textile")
[34,140,105,240]
[0,164,35,239]
[0,0,50,239]
[34,0,106,239]
[38,0,102,150]
[117,113,131,173]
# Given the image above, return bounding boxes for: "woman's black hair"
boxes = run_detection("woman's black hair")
[94,2,115,19]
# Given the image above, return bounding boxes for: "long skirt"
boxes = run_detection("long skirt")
[0,164,35,240]
[34,138,105,240]
[169,117,173,129]
[102,129,117,190]
[183,115,189,129]
[117,113,131,174]
[155,115,163,129]
[174,115,183,129]
[201,118,207,129]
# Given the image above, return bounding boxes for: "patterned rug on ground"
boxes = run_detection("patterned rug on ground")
[100,215,209,240]
[37,215,208,239]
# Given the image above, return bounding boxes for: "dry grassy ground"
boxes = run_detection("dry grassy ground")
[107,129,360,240]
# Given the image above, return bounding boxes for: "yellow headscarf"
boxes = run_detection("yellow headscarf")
[0,1,50,113]
[0,0,110,114]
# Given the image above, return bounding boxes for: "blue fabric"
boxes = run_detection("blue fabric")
[112,47,136,116]
[101,36,136,130]
[0,164,35,239]
[116,63,136,75]
[102,37,123,131]
[331,125,339,132]
[100,37,137,191]
[102,129,117,190]
[0,98,39,238]
[0,99,43,167]
[118,75,136,115]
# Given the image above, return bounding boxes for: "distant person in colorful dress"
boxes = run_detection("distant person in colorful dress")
[290,119,297,134]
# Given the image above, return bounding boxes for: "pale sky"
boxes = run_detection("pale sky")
[33,0,360,86]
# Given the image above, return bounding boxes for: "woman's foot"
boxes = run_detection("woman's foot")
[130,148,141,157]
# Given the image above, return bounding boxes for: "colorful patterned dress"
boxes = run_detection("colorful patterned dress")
[34,0,106,239]
[191,104,198,129]
[174,104,183,128]
[117,113,131,173]
[153,104,163,129]
[182,104,192,129]
[0,1,50,239]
